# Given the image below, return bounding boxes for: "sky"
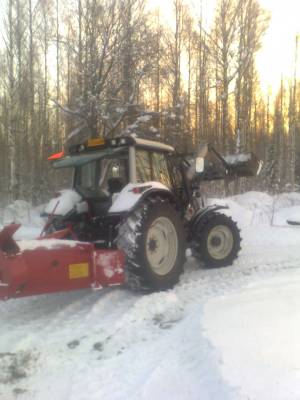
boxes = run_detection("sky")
[256,0,300,94]
[149,0,300,95]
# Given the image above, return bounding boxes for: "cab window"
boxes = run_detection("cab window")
[75,160,99,191]
[99,157,128,191]
[152,152,172,188]
[136,150,152,183]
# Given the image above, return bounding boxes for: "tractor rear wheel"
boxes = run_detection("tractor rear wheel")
[116,199,186,291]
[194,212,241,268]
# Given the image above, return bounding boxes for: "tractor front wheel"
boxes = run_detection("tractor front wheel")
[194,212,241,268]
[116,199,186,291]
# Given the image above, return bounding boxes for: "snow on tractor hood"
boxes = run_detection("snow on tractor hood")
[44,189,82,216]
[109,182,170,213]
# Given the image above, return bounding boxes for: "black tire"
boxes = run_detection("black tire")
[194,212,241,268]
[116,198,186,291]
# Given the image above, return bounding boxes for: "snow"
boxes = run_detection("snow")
[0,201,45,240]
[203,271,300,400]
[0,200,45,228]
[1,191,300,399]
[209,191,300,227]
[223,153,251,165]
[137,115,152,123]
[18,239,78,252]
[274,205,300,225]
[94,252,123,278]
[44,189,82,216]
[67,124,85,140]
[109,182,170,213]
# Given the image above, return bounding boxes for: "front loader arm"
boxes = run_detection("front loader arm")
[193,144,262,181]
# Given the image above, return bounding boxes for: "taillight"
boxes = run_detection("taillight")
[48,151,64,160]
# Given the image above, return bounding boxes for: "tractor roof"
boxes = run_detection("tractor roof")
[68,135,175,155]
[133,137,174,153]
[50,136,174,169]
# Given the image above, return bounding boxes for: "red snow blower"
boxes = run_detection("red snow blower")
[0,224,124,300]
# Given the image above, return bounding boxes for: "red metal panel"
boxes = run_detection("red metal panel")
[93,249,125,288]
[0,224,125,301]
[0,242,94,300]
[0,224,21,254]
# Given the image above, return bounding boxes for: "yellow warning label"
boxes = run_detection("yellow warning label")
[69,263,89,279]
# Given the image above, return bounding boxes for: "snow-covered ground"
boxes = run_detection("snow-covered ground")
[1,192,300,400]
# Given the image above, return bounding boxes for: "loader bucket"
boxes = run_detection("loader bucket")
[199,151,262,181]
[224,153,262,178]
[0,225,125,301]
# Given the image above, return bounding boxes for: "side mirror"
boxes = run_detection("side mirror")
[195,157,205,173]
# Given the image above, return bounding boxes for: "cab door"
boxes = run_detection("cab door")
[151,152,172,188]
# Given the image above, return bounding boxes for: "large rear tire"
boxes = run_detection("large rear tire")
[194,212,241,268]
[116,198,186,291]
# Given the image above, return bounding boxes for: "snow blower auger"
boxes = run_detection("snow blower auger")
[0,136,261,300]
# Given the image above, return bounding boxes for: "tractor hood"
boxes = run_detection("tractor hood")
[44,189,82,216]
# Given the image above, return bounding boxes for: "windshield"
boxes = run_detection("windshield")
[74,149,128,198]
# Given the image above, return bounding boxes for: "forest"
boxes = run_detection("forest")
[0,0,299,205]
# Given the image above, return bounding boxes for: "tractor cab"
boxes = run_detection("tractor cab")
[51,138,130,215]
[45,136,176,238]
[47,136,261,224]
[49,136,175,215]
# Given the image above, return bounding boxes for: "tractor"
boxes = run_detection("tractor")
[0,135,260,299]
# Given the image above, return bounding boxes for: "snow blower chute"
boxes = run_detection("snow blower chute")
[0,136,261,300]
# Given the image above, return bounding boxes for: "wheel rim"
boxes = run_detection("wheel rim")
[146,217,178,276]
[207,225,234,260]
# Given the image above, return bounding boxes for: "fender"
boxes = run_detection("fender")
[189,204,229,233]
[108,182,175,215]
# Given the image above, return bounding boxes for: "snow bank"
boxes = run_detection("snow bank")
[209,191,300,227]
[0,200,44,228]
[0,190,299,241]
[274,206,300,226]
[0,200,45,239]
